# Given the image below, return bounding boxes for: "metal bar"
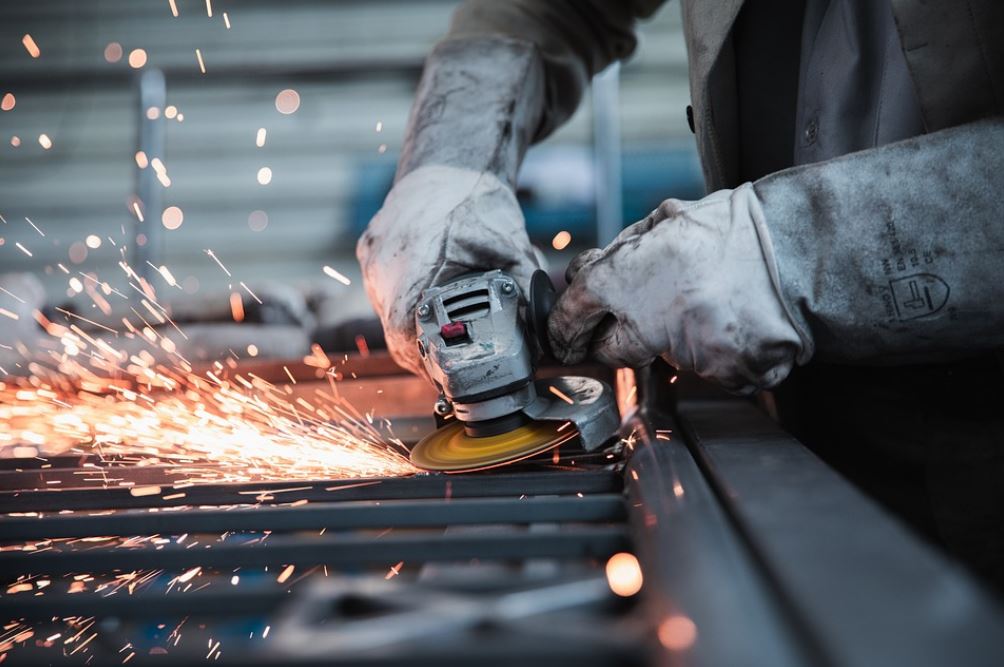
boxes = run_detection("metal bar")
[623,412,810,667]
[0,495,626,540]
[0,585,288,620]
[0,465,208,491]
[591,62,624,246]
[677,399,1004,667]
[0,526,630,574]
[0,470,622,512]
[133,68,166,280]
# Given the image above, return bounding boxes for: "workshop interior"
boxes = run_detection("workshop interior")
[1,1,1003,665]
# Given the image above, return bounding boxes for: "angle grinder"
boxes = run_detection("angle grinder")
[409,269,619,472]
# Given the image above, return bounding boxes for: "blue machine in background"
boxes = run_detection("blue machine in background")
[349,146,705,248]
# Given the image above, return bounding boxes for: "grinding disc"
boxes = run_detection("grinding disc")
[410,419,578,473]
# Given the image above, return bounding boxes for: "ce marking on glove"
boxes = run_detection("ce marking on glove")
[888,273,950,321]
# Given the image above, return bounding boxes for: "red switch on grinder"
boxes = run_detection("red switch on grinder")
[440,321,468,341]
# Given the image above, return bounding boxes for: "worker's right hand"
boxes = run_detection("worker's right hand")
[357,164,541,376]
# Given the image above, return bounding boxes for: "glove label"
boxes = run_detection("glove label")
[888,273,949,320]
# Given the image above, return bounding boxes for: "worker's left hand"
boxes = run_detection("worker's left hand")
[548,183,810,394]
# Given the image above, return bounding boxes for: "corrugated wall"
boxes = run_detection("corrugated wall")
[0,0,692,318]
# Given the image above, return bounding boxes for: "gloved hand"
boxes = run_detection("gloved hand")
[548,183,810,394]
[357,35,547,375]
[358,165,540,375]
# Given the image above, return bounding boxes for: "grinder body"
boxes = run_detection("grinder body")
[409,270,619,472]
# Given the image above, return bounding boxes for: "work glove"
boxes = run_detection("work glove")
[357,36,547,375]
[550,119,1004,391]
[548,184,808,394]
[357,165,540,375]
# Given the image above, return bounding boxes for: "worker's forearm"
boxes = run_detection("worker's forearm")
[755,118,1004,363]
[395,37,545,188]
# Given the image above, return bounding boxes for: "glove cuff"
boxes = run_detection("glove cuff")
[737,182,816,364]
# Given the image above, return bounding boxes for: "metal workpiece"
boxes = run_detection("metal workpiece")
[676,399,1004,667]
[269,576,643,662]
[622,412,810,667]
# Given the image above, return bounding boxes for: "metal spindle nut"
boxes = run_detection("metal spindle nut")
[417,303,431,320]
[500,281,516,296]
[434,397,453,416]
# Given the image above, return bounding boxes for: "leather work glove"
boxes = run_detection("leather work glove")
[358,165,540,375]
[550,119,1004,392]
[548,184,809,395]
[357,36,547,375]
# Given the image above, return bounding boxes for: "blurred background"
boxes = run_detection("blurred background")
[0,0,701,356]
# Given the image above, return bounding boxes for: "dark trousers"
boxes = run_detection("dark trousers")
[773,354,1004,595]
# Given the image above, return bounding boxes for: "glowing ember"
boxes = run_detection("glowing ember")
[275,89,300,115]
[322,265,351,286]
[38,133,53,150]
[162,205,184,230]
[22,34,41,58]
[256,167,272,185]
[248,210,268,232]
[1,93,14,111]
[658,615,698,651]
[104,42,123,63]
[552,230,572,250]
[128,49,147,69]
[85,234,102,249]
[605,552,643,597]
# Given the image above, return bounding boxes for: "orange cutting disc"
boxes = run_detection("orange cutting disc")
[410,420,578,473]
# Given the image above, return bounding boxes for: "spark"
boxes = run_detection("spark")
[229,292,245,322]
[605,552,643,597]
[385,561,404,579]
[132,201,144,222]
[195,48,206,74]
[205,0,213,17]
[24,217,45,237]
[104,42,123,63]
[548,385,575,405]
[85,234,101,249]
[375,120,383,132]
[1,93,14,111]
[0,285,26,303]
[204,248,231,276]
[256,128,267,147]
[22,34,40,58]
[552,230,572,250]
[276,564,295,583]
[240,281,262,304]
[162,206,183,230]
[168,0,179,17]
[257,167,272,185]
[223,12,231,29]
[128,49,147,69]
[38,133,53,149]
[275,89,300,115]
[129,485,161,497]
[658,615,697,651]
[14,241,32,257]
[322,265,351,285]
[262,626,270,638]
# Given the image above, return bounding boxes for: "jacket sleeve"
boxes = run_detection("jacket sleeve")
[396,0,665,184]
[448,0,665,139]
[754,117,1004,364]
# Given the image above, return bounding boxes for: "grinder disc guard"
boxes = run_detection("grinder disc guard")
[410,419,578,473]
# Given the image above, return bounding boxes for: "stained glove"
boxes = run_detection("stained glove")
[357,36,547,375]
[550,119,1004,392]
[358,165,540,375]
[548,184,806,394]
